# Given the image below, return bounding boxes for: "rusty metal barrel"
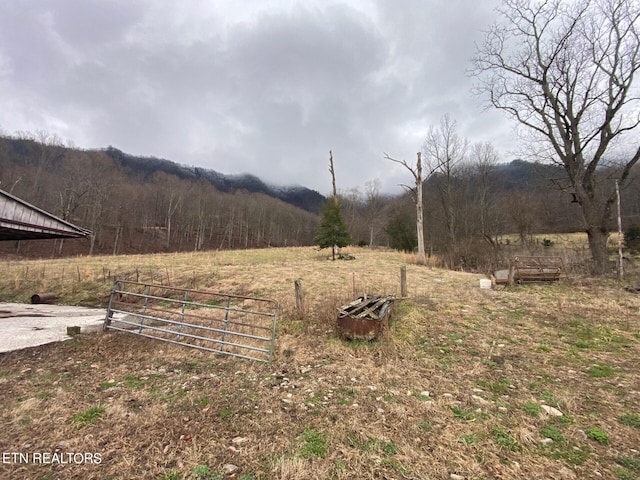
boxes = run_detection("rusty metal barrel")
[30,293,58,304]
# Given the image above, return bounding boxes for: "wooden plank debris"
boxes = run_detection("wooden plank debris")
[337,295,394,341]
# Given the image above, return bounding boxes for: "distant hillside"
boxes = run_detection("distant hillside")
[103,147,326,214]
[493,159,568,190]
[0,135,323,257]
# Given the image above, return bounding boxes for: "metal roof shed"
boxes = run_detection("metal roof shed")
[0,188,91,241]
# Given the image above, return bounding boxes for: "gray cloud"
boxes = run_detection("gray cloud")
[0,0,513,195]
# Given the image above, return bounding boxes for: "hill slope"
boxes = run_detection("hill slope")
[103,146,326,214]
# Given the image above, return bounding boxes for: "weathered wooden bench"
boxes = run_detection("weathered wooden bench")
[494,256,565,285]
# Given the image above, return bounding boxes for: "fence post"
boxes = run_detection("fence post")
[400,265,407,297]
[294,279,303,312]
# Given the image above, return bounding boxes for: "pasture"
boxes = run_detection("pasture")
[0,246,639,479]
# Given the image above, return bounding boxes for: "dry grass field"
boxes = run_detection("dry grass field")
[1,246,639,480]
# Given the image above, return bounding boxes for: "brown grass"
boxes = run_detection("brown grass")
[1,246,639,479]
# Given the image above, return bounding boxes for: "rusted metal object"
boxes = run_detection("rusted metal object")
[494,256,566,285]
[337,295,394,341]
[31,293,59,304]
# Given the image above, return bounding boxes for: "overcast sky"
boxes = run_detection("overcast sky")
[0,0,517,195]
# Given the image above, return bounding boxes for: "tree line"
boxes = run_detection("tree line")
[1,131,640,272]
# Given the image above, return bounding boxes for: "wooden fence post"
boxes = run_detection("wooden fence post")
[294,279,303,312]
[400,265,407,297]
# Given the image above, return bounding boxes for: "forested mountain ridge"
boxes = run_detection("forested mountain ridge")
[0,136,325,214]
[0,135,322,256]
[103,146,326,214]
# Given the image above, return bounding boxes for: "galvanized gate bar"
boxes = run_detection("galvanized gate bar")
[104,280,278,362]
[105,316,272,353]
[106,308,273,342]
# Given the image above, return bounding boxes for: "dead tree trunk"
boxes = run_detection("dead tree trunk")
[384,152,426,264]
[329,150,338,201]
[415,153,426,264]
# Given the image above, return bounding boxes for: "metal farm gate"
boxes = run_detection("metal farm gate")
[104,281,279,362]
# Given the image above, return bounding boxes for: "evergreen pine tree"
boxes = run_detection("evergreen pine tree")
[386,211,418,253]
[313,197,352,260]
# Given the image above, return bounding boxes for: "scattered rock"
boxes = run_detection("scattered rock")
[450,474,465,480]
[104,386,124,394]
[223,464,239,475]
[471,394,490,405]
[540,438,554,446]
[232,436,248,445]
[575,429,588,441]
[541,405,563,417]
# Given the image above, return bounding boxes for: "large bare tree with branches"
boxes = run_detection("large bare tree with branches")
[423,114,468,246]
[472,0,640,274]
[385,152,427,264]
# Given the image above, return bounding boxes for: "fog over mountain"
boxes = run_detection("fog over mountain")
[0,0,518,196]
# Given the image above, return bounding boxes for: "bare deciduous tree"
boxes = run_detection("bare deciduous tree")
[472,0,640,274]
[471,142,501,247]
[364,179,384,246]
[385,152,427,264]
[423,114,468,246]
